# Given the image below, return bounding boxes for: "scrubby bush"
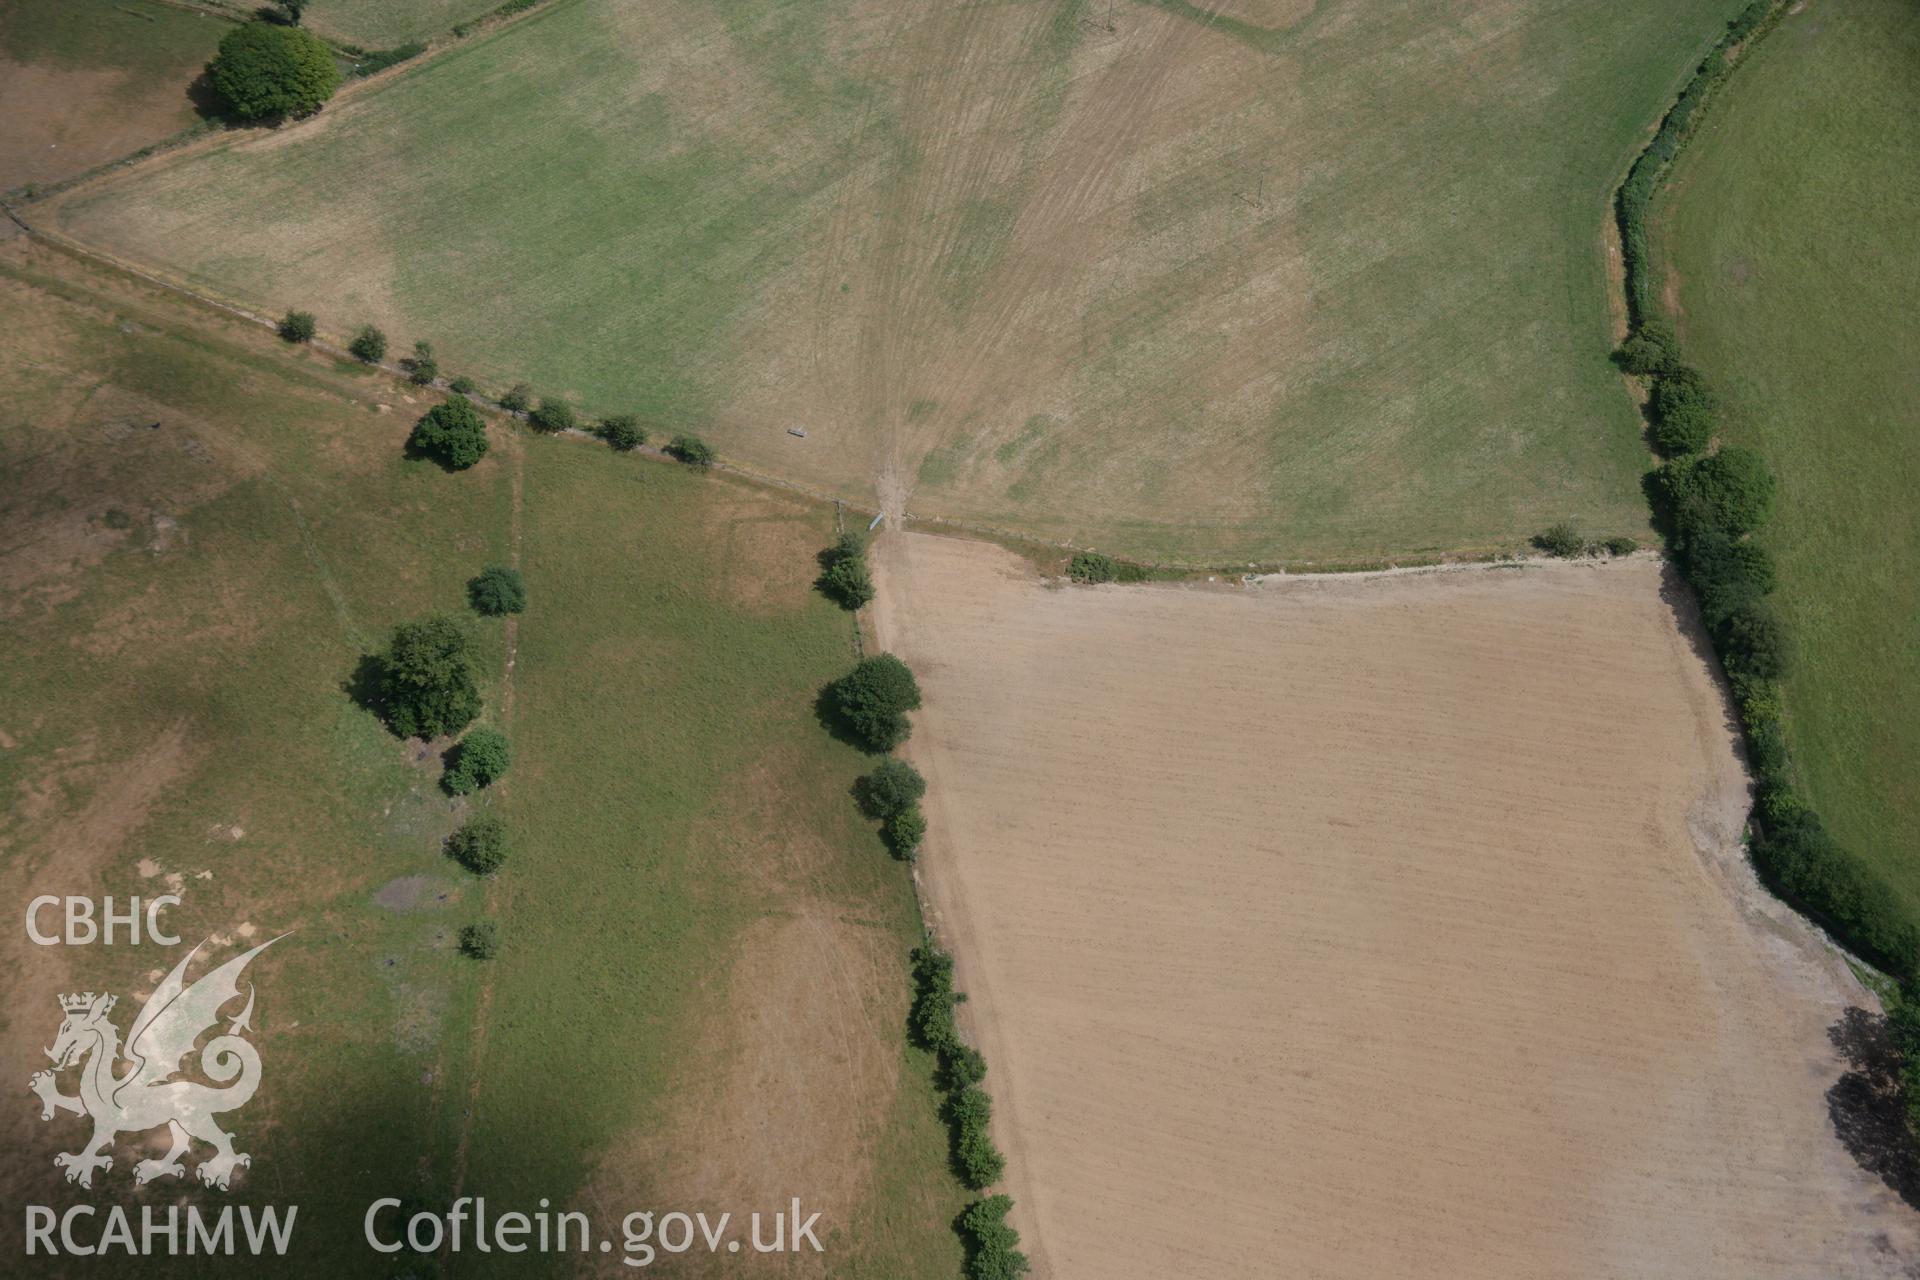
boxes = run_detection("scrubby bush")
[447,814,508,875]
[820,530,875,609]
[277,310,316,343]
[831,654,922,752]
[405,340,439,386]
[499,383,533,413]
[1648,364,1717,456]
[669,434,716,467]
[529,398,577,433]
[349,324,388,364]
[468,565,526,616]
[444,728,510,794]
[408,395,488,470]
[884,805,928,860]
[600,414,643,451]
[459,921,501,959]
[1612,318,1679,376]
[208,22,341,120]
[1069,552,1116,582]
[1531,522,1584,558]
[1660,447,1776,535]
[1067,551,1150,583]
[1602,535,1639,556]
[860,758,926,818]
[958,1196,1030,1280]
[449,375,477,395]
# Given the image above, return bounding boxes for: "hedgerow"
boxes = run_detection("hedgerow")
[1612,0,1912,988]
[1616,0,1779,323]
[1067,551,1149,584]
[910,942,1016,1191]
[1648,364,1718,456]
[958,1196,1030,1280]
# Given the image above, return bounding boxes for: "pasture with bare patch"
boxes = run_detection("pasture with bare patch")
[871,531,1917,1277]
[0,241,960,1273]
[0,0,226,193]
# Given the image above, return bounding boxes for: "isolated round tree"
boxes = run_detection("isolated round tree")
[409,396,488,470]
[378,613,480,739]
[208,24,342,120]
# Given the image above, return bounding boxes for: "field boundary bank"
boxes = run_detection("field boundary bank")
[0,219,888,516]
[5,201,1550,583]
[1612,0,1920,985]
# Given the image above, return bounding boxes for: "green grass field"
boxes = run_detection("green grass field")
[1652,0,1920,913]
[304,0,503,47]
[0,241,959,1274]
[0,0,227,192]
[41,0,1750,565]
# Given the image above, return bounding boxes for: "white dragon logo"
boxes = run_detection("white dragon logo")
[28,936,283,1191]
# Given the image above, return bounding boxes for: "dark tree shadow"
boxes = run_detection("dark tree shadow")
[812,683,876,753]
[185,72,228,123]
[1827,1006,1920,1211]
[400,434,470,475]
[342,653,387,724]
[1653,557,1746,746]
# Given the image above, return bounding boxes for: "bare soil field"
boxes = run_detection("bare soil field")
[870,531,1920,1278]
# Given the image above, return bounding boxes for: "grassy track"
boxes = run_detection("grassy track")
[40,0,1750,564]
[0,0,226,192]
[452,444,963,1275]
[0,242,959,1274]
[1652,0,1920,912]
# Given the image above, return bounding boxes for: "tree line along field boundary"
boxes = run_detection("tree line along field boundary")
[1611,0,1920,990]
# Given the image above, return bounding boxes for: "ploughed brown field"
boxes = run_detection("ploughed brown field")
[871,531,1919,1278]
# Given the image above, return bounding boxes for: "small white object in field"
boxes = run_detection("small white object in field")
[787,425,808,438]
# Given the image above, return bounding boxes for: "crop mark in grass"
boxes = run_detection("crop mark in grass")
[277,488,365,653]
[1131,0,1305,53]
[441,424,524,1205]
